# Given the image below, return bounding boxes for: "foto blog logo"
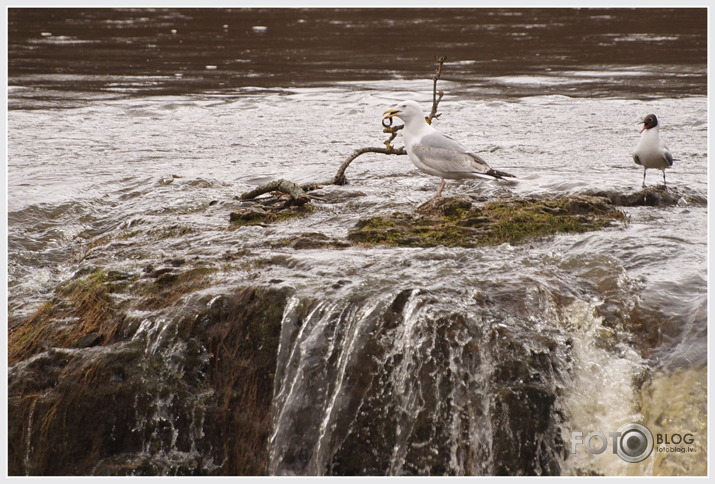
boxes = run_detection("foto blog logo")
[571,422,697,463]
[571,423,654,463]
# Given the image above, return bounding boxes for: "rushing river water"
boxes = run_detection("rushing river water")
[7,8,708,476]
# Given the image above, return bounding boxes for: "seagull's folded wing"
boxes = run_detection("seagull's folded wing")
[664,148,674,166]
[413,132,494,178]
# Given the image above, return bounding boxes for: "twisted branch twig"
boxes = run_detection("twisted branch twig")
[428,56,447,122]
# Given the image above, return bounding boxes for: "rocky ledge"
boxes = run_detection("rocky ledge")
[230,186,698,250]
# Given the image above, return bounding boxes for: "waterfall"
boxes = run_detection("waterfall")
[268,285,571,475]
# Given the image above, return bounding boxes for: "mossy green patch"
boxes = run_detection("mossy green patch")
[348,195,625,248]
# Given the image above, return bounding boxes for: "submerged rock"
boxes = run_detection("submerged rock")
[348,194,626,248]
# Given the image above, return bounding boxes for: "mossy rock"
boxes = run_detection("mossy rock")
[348,195,626,248]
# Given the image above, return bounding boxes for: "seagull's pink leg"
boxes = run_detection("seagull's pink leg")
[430,179,446,199]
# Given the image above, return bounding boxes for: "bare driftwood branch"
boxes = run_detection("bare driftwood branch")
[238,57,447,201]
[331,146,407,185]
[239,179,310,205]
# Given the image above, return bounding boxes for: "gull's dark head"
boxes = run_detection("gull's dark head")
[640,114,658,133]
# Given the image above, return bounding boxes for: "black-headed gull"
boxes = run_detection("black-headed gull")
[633,113,674,188]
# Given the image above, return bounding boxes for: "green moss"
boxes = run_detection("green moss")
[355,216,398,230]
[478,199,620,245]
[348,195,625,248]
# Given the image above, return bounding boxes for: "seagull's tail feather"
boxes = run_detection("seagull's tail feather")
[486,168,516,179]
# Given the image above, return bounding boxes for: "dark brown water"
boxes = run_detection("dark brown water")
[9,7,707,107]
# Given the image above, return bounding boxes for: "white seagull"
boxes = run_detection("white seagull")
[383,100,514,199]
[633,113,674,188]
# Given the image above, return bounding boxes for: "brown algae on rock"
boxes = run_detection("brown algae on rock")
[9,269,128,364]
[347,195,626,248]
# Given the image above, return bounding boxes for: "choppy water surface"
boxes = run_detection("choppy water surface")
[8,8,707,476]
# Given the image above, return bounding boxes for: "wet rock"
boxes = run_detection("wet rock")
[319,304,565,476]
[9,184,698,477]
[348,195,626,248]
[8,286,293,476]
[586,187,683,207]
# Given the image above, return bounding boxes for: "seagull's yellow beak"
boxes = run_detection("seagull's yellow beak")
[383,109,401,119]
